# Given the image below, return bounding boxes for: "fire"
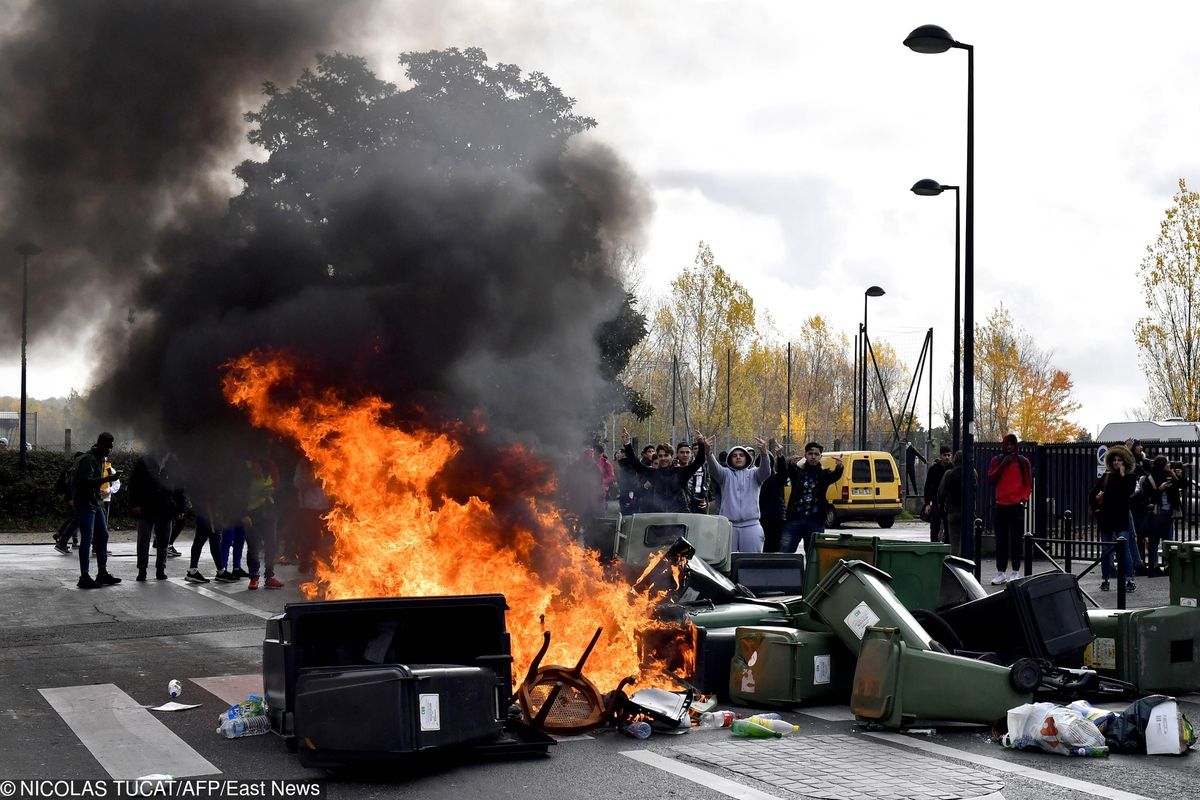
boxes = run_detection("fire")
[222,350,693,691]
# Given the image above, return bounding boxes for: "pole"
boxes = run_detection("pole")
[861,291,870,450]
[953,185,961,452]
[961,43,976,544]
[852,332,858,449]
[725,348,731,440]
[786,341,792,452]
[928,328,934,454]
[670,355,678,447]
[19,250,28,472]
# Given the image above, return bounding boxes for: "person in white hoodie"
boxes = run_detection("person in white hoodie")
[697,431,773,552]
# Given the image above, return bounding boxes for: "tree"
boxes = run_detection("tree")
[1134,178,1200,419]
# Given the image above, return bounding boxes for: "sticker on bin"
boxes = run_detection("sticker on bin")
[1183,597,1198,608]
[813,655,831,685]
[1085,637,1117,670]
[844,601,881,640]
[419,693,441,731]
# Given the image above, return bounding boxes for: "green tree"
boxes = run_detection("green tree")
[1134,178,1200,419]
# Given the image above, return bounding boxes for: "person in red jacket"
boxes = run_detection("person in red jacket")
[987,432,1033,585]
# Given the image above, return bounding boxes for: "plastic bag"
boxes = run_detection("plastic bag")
[1002,702,1106,756]
[1067,699,1118,733]
[1106,695,1197,755]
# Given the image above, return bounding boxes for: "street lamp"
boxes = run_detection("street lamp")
[905,23,976,557]
[15,242,41,473]
[861,285,885,449]
[911,178,961,452]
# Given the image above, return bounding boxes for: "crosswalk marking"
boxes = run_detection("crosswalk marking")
[39,684,220,779]
[167,577,273,619]
[622,751,787,800]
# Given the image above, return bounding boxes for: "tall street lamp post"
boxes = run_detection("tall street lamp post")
[911,179,961,452]
[905,23,975,554]
[861,285,885,449]
[15,242,42,473]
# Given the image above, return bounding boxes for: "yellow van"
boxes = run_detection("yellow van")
[819,450,902,528]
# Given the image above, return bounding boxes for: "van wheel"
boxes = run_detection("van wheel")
[825,509,839,529]
[877,517,895,528]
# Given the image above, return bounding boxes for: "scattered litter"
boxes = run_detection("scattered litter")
[167,679,182,698]
[1000,695,1197,757]
[1002,701,1107,757]
[622,721,651,739]
[150,702,200,712]
[904,728,937,736]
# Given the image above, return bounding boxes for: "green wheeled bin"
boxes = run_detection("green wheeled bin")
[729,626,856,708]
[802,560,939,653]
[1084,606,1200,693]
[851,626,1033,729]
[804,534,949,610]
[1163,540,1200,608]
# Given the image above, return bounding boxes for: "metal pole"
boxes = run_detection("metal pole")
[952,185,962,453]
[786,341,792,452]
[670,355,677,447]
[928,327,934,453]
[961,43,976,548]
[726,348,731,439]
[19,251,28,472]
[852,332,858,449]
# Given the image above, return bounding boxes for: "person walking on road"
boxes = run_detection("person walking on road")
[987,433,1033,585]
[698,431,772,552]
[72,433,123,589]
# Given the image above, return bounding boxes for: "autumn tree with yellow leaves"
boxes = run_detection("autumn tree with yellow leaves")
[1134,179,1200,419]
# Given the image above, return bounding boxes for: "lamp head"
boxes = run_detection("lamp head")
[15,242,41,257]
[904,24,957,54]
[865,286,885,298]
[911,179,945,196]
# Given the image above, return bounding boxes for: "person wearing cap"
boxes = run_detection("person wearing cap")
[986,433,1033,585]
[697,431,773,552]
[0,437,8,449]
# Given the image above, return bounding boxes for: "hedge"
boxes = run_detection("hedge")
[0,449,137,531]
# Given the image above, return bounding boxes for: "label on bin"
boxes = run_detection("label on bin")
[419,693,441,731]
[1085,637,1117,670]
[813,655,831,685]
[845,602,881,640]
[1183,597,1198,608]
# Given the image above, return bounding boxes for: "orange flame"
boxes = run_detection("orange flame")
[221,350,692,690]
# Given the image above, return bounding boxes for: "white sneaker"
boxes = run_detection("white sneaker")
[990,571,1007,585]
[1008,570,1021,582]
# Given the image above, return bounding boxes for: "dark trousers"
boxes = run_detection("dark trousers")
[245,511,278,580]
[136,515,172,574]
[762,519,785,553]
[994,504,1024,571]
[929,504,948,544]
[295,508,326,573]
[189,514,221,571]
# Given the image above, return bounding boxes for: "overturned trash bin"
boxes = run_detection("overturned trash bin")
[803,560,940,653]
[938,572,1092,665]
[1084,606,1200,693]
[729,626,854,708]
[938,556,989,610]
[851,626,1033,729]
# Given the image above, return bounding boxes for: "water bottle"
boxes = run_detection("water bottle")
[217,714,272,738]
[1072,746,1110,758]
[622,721,652,740]
[750,712,781,720]
[745,717,799,735]
[223,694,266,720]
[698,711,735,729]
[730,719,781,739]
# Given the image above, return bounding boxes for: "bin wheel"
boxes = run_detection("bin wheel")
[1009,658,1044,694]
[825,510,840,529]
[877,517,895,529]
[910,609,962,653]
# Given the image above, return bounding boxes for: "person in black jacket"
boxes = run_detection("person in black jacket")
[758,442,787,552]
[923,445,953,544]
[71,433,123,589]
[1089,445,1138,593]
[1140,455,1192,576]
[778,442,843,555]
[620,427,706,513]
[129,452,177,582]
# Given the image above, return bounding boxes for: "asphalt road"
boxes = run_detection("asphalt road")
[0,521,1194,800]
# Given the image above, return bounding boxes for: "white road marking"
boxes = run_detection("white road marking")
[191,674,263,707]
[866,731,1153,800]
[39,684,219,779]
[799,705,857,721]
[621,750,787,800]
[168,578,273,619]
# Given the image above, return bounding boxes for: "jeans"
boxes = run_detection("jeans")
[75,505,109,577]
[1100,529,1135,580]
[221,527,245,570]
[993,504,1024,572]
[779,518,825,556]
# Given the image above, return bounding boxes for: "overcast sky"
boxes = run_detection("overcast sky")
[4,1,1198,436]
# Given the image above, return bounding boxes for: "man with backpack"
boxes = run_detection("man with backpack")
[72,433,123,589]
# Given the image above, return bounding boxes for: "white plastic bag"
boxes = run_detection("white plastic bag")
[1002,702,1106,756]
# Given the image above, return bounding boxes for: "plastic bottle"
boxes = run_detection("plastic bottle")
[223,694,266,720]
[622,721,652,740]
[698,711,736,729]
[1072,746,1110,758]
[750,712,781,720]
[730,719,782,739]
[745,717,799,736]
[217,714,272,738]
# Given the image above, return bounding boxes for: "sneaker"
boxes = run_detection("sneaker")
[77,575,99,589]
[1125,580,1137,593]
[156,570,168,580]
[248,577,260,590]
[96,572,122,586]
[213,570,237,583]
[231,567,250,579]
[990,571,1007,585]
[54,541,71,555]
[1008,570,1021,582]
[1100,580,1111,592]
[167,546,182,558]
[264,576,284,590]
[136,569,147,582]
[185,569,210,584]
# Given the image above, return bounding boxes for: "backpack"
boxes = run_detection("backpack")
[54,452,84,503]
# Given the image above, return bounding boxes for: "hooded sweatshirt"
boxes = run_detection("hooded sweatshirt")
[706,445,772,525]
[987,434,1032,506]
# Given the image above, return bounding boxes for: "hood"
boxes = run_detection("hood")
[952,450,963,467]
[1003,432,1020,450]
[1105,444,1134,471]
[727,446,752,470]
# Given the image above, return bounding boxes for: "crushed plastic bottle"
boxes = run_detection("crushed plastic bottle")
[622,721,652,740]
[730,719,782,739]
[217,714,271,738]
[698,711,736,729]
[745,717,799,736]
[1072,746,1110,758]
[222,694,266,720]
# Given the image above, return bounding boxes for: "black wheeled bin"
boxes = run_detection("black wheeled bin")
[937,572,1091,665]
[938,556,989,610]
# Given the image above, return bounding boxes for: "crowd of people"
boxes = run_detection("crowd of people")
[53,432,329,590]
